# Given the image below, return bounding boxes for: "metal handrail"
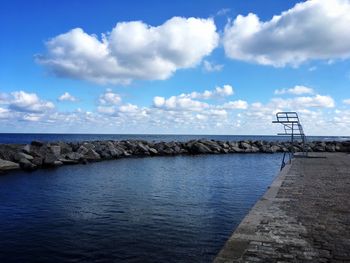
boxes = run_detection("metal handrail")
[273,112,307,170]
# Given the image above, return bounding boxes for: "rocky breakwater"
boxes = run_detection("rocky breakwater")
[1,139,350,173]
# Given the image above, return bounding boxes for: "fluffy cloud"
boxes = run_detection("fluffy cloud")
[271,95,335,109]
[181,84,235,101]
[99,89,122,105]
[97,106,116,114]
[153,96,208,111]
[58,92,77,102]
[274,85,314,95]
[119,103,139,113]
[153,85,235,111]
[153,84,241,113]
[223,0,350,67]
[222,100,248,109]
[37,17,219,84]
[203,60,224,72]
[8,91,54,113]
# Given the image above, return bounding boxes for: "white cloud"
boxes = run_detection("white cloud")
[58,92,77,102]
[97,106,116,114]
[223,0,350,67]
[274,85,314,95]
[9,91,54,113]
[343,99,350,105]
[153,95,208,111]
[119,103,139,113]
[196,114,207,120]
[222,100,248,109]
[272,95,335,109]
[153,85,234,111]
[203,60,224,72]
[99,89,121,105]
[153,96,166,107]
[0,93,9,104]
[37,17,219,84]
[0,107,9,119]
[21,114,42,122]
[181,84,234,100]
[214,85,234,96]
[208,109,228,117]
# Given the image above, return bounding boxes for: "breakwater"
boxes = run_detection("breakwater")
[1,139,350,172]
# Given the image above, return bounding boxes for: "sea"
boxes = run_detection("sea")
[0,133,348,144]
[0,134,348,262]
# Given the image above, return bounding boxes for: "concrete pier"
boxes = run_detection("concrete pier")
[215,153,350,262]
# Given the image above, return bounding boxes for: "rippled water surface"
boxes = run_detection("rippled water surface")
[0,154,281,262]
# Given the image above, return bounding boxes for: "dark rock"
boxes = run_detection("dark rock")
[240,141,251,150]
[31,140,44,147]
[32,157,43,167]
[231,146,243,153]
[251,146,260,153]
[313,145,325,152]
[0,144,22,161]
[54,160,63,166]
[57,142,73,155]
[59,158,78,164]
[270,145,281,153]
[0,159,19,171]
[190,142,212,154]
[149,148,158,155]
[202,140,221,153]
[19,158,37,171]
[135,142,149,155]
[50,145,61,157]
[66,152,83,161]
[77,145,89,155]
[325,144,336,152]
[22,144,31,154]
[14,152,34,162]
[83,149,101,160]
[43,153,58,167]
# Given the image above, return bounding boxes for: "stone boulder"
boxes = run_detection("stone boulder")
[43,153,59,167]
[50,145,61,158]
[31,141,44,147]
[14,152,34,162]
[148,147,158,155]
[0,159,19,171]
[190,142,212,154]
[66,152,84,162]
[83,149,101,160]
[19,158,37,171]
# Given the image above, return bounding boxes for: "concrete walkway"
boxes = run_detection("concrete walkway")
[214,153,350,262]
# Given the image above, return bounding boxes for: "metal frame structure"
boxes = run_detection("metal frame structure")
[272,112,307,170]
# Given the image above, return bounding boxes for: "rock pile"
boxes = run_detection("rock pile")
[0,139,350,173]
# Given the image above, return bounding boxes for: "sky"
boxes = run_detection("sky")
[1,0,350,135]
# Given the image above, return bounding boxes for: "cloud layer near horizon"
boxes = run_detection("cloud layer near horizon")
[1,85,347,135]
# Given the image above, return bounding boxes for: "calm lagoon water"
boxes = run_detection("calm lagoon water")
[0,153,282,262]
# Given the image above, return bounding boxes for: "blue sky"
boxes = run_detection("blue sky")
[1,0,350,135]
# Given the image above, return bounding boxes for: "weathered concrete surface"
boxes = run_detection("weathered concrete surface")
[215,153,350,262]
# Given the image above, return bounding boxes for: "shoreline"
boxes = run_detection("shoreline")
[1,139,350,173]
